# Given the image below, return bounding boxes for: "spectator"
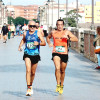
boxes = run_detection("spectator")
[94,26,100,69]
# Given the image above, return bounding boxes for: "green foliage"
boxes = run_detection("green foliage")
[63,9,82,27]
[8,16,29,26]
[32,19,37,22]
[8,16,14,25]
[14,17,29,26]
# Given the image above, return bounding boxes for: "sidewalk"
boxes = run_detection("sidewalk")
[0,37,100,100]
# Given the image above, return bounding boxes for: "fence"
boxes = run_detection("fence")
[70,29,97,62]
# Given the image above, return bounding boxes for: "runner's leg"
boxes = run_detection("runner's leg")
[25,58,31,86]
[53,56,61,85]
[60,62,67,86]
[30,63,38,85]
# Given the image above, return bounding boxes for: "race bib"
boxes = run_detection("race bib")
[56,46,65,52]
[27,42,36,49]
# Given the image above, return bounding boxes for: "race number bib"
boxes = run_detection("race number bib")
[56,46,65,52]
[27,42,36,49]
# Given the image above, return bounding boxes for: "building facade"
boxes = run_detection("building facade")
[38,1,85,28]
[7,5,38,20]
[0,0,8,26]
[85,1,100,23]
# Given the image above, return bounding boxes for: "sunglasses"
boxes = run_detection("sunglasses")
[29,25,36,28]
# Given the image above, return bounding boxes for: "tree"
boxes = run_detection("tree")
[14,17,29,26]
[63,9,82,27]
[8,16,15,25]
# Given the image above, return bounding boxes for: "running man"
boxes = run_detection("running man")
[36,21,44,37]
[46,19,78,94]
[2,23,8,43]
[18,21,46,96]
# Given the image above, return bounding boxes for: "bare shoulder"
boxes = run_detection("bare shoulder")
[64,29,71,35]
[37,31,42,37]
[51,30,56,34]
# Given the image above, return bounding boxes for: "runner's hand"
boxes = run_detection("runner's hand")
[18,47,23,52]
[34,41,39,46]
[62,34,69,39]
[48,43,53,47]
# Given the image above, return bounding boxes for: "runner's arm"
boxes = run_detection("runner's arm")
[18,32,26,51]
[46,31,53,46]
[37,31,46,46]
[68,31,78,42]
[40,29,44,37]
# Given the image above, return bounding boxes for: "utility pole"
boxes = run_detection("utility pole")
[52,0,53,27]
[66,0,68,27]
[76,0,78,28]
[58,0,59,19]
[91,0,94,30]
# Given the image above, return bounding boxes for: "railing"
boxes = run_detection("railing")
[70,28,97,63]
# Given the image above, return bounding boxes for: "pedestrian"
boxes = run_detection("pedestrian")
[18,20,46,96]
[22,24,28,33]
[16,25,20,36]
[8,24,11,39]
[43,25,48,37]
[36,22,44,37]
[0,26,2,39]
[2,23,8,43]
[46,19,78,94]
[94,26,100,69]
[11,24,15,38]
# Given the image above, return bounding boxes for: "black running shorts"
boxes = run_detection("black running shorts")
[23,54,40,64]
[52,53,68,63]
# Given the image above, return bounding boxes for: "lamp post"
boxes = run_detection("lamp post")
[76,0,78,28]
[46,3,48,27]
[91,0,94,30]
[52,0,53,27]
[58,0,59,19]
[47,0,50,27]
[66,0,68,27]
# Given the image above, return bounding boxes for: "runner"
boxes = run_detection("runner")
[2,23,8,43]
[46,19,78,94]
[11,24,15,38]
[18,21,46,96]
[36,22,44,37]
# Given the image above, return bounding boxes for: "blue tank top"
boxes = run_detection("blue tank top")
[24,30,40,56]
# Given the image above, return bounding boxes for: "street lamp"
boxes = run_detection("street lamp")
[58,0,59,19]
[76,0,78,28]
[47,0,50,27]
[66,0,68,27]
[52,0,53,27]
[91,0,94,30]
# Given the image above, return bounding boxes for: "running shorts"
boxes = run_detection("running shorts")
[23,54,40,64]
[52,53,68,63]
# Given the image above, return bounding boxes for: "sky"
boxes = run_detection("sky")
[2,0,100,6]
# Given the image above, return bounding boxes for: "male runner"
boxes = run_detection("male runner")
[2,23,8,43]
[36,21,44,37]
[46,19,78,94]
[18,21,46,96]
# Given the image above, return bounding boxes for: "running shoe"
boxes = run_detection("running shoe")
[56,85,60,92]
[26,89,31,96]
[95,66,100,69]
[59,86,64,95]
[30,86,33,94]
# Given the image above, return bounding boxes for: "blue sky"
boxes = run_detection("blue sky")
[3,0,100,5]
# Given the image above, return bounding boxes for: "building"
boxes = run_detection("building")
[85,1,100,23]
[38,1,85,28]
[7,5,38,20]
[0,0,8,26]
